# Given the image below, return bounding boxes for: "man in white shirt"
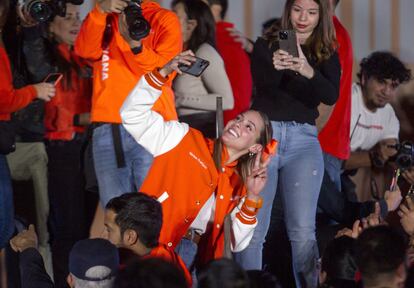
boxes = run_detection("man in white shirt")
[345,51,411,171]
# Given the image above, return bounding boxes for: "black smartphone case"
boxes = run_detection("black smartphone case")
[178,57,210,77]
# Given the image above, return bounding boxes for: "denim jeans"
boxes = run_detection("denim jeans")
[0,154,14,249]
[93,124,153,206]
[175,237,198,287]
[234,121,324,288]
[322,152,342,191]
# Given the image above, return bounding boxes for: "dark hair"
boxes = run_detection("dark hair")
[172,0,216,51]
[357,51,412,85]
[355,226,408,286]
[246,270,280,288]
[114,258,187,288]
[0,0,10,28]
[105,193,162,248]
[198,258,249,288]
[320,236,358,287]
[213,110,273,183]
[206,0,228,19]
[265,0,337,64]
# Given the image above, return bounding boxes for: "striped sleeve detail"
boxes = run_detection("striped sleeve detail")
[235,204,257,225]
[144,69,168,90]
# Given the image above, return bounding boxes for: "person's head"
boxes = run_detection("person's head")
[49,3,81,46]
[220,110,273,181]
[246,270,279,288]
[319,236,358,288]
[104,193,162,254]
[269,0,336,63]
[198,258,249,288]
[172,0,216,51]
[262,18,281,36]
[114,258,187,288]
[0,0,10,30]
[357,51,412,112]
[355,226,408,288]
[203,0,228,22]
[67,238,119,288]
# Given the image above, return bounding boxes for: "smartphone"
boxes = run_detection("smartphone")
[43,73,63,86]
[178,57,210,77]
[278,30,299,58]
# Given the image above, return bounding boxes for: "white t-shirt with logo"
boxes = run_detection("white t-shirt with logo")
[350,83,399,152]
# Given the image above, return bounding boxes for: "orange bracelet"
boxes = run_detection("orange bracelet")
[244,197,263,210]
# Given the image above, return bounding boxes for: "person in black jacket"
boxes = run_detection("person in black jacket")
[233,1,340,287]
[10,225,119,288]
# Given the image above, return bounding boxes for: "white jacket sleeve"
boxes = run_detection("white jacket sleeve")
[120,71,189,157]
[230,198,258,252]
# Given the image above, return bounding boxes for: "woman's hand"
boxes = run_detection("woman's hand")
[34,82,56,102]
[273,43,314,79]
[246,149,269,202]
[159,50,196,77]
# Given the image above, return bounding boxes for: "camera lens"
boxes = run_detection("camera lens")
[27,0,53,22]
[124,1,150,41]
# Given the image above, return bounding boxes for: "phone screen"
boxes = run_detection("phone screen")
[44,73,63,85]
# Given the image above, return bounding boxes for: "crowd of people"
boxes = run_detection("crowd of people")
[1,0,414,287]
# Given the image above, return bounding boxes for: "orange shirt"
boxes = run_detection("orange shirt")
[74,1,182,123]
[44,44,91,140]
[0,46,37,121]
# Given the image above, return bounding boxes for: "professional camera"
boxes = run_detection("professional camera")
[124,0,150,41]
[390,141,414,170]
[20,0,83,23]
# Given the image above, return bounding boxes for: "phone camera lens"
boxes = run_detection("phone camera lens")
[279,31,288,40]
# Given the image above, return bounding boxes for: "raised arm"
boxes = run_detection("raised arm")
[175,44,234,111]
[120,51,197,157]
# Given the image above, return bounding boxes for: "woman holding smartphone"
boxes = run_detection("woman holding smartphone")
[172,0,234,138]
[234,0,340,287]
[19,3,92,286]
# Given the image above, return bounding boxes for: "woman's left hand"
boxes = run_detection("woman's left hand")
[246,150,270,201]
[285,43,315,79]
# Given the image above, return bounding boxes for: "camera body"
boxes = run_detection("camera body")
[124,0,150,41]
[391,141,414,170]
[20,0,83,23]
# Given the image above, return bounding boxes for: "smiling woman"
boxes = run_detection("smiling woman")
[120,50,275,275]
[232,1,341,287]
[19,3,92,286]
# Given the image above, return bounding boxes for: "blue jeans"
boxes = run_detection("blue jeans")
[234,121,324,288]
[175,237,198,287]
[322,152,342,191]
[0,154,14,249]
[93,124,153,206]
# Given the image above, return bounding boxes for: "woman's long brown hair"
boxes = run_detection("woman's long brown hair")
[265,0,337,64]
[213,111,273,184]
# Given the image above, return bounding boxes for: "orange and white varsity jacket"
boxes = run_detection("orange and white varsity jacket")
[121,70,257,262]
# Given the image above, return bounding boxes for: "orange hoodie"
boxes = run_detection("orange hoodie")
[74,1,182,123]
[0,46,37,121]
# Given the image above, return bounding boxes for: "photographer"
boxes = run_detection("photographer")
[1,0,55,251]
[74,0,182,209]
[17,2,94,285]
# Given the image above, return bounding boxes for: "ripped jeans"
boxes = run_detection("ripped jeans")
[234,121,324,288]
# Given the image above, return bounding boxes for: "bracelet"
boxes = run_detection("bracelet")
[244,197,263,210]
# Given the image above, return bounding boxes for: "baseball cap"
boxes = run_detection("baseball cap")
[69,238,119,281]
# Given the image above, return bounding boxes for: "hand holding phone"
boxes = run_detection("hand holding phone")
[178,56,210,77]
[43,73,63,86]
